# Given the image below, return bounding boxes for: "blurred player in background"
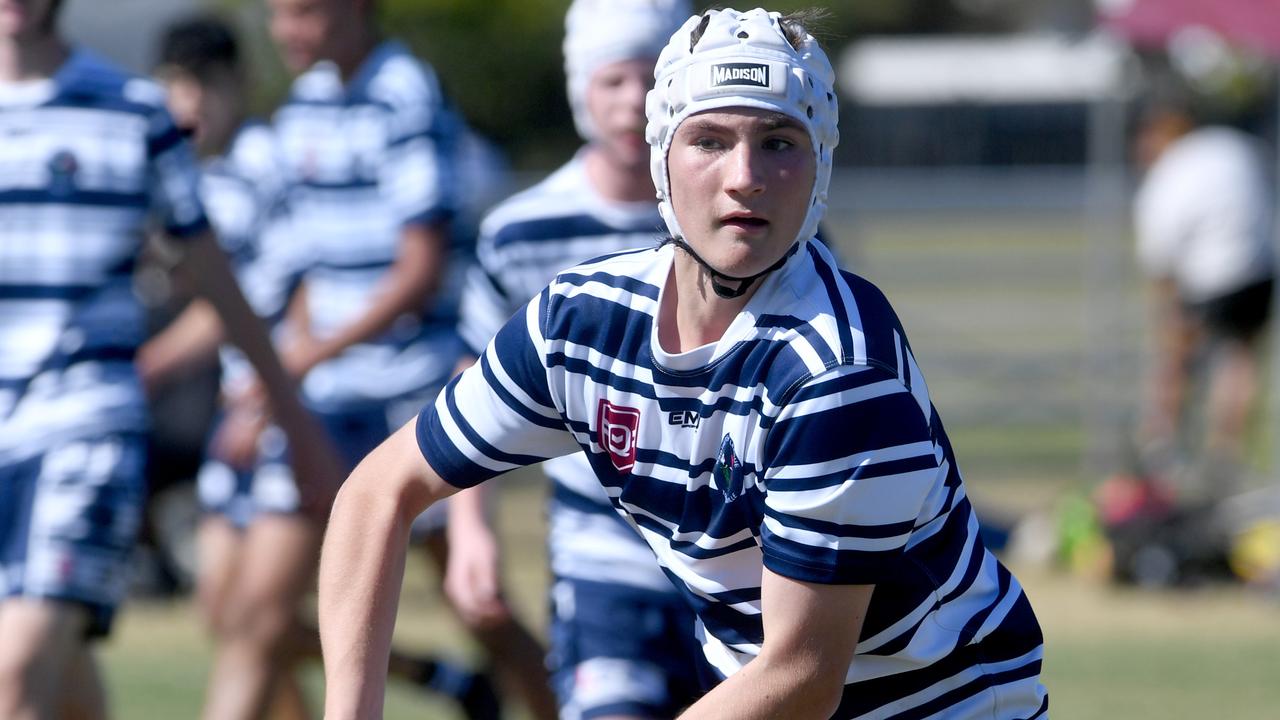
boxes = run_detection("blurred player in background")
[444,1,710,718]
[0,0,339,718]
[318,7,1048,719]
[141,14,510,720]
[264,0,553,717]
[1132,92,1276,499]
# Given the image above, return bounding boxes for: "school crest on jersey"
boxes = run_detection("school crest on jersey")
[47,150,80,196]
[597,399,641,473]
[714,434,744,503]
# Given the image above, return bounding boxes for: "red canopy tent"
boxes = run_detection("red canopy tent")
[1098,0,1280,58]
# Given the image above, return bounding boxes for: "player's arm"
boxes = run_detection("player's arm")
[442,354,511,628]
[676,570,869,720]
[282,221,448,377]
[135,297,223,392]
[443,478,507,627]
[319,416,460,719]
[174,230,342,512]
[443,244,527,627]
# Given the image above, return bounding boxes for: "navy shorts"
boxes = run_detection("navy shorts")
[199,405,394,527]
[549,578,707,720]
[0,434,148,638]
[1185,277,1274,342]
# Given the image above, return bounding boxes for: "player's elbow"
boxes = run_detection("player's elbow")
[335,457,427,536]
[753,651,847,719]
[339,423,450,529]
[799,670,846,719]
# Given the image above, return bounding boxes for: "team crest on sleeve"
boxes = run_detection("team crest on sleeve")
[597,399,641,473]
[714,434,744,503]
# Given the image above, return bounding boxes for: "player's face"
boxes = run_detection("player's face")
[0,0,60,40]
[160,69,240,155]
[667,108,815,279]
[268,0,344,73]
[586,56,654,171]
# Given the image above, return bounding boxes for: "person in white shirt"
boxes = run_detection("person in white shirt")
[1133,98,1276,493]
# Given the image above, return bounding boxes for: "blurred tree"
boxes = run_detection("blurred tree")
[212,0,1026,167]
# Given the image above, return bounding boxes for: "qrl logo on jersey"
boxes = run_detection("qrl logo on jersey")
[598,399,641,473]
[711,63,770,88]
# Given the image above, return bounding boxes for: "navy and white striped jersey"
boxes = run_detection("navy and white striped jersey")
[1,49,208,464]
[201,122,299,390]
[422,240,1048,718]
[273,41,462,412]
[458,153,673,591]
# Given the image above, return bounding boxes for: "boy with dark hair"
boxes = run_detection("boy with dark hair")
[142,13,503,720]
[0,2,338,718]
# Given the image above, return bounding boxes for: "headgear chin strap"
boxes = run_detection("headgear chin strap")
[645,8,839,287]
[661,237,798,299]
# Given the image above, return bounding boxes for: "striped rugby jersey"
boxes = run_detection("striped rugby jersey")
[273,41,462,412]
[459,152,675,592]
[1,49,208,464]
[422,239,1048,718]
[201,122,299,390]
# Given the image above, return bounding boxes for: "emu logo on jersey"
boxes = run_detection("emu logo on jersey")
[711,63,770,88]
[714,434,744,503]
[668,410,700,429]
[598,399,641,473]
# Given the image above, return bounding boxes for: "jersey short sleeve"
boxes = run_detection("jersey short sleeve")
[760,363,941,585]
[457,257,514,357]
[135,80,209,239]
[228,126,302,320]
[368,58,456,229]
[417,290,580,487]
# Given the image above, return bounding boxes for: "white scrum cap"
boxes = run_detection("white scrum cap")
[563,0,693,142]
[645,7,840,252]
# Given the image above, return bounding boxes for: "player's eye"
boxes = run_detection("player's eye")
[762,136,796,152]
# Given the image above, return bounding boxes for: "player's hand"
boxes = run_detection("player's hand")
[279,332,327,381]
[233,368,344,521]
[444,519,512,630]
[209,398,267,471]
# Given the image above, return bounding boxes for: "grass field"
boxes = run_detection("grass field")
[100,477,1280,719]
[99,206,1280,717]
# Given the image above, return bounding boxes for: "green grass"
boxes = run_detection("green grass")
[103,473,553,720]
[98,480,1280,719]
[1020,563,1280,718]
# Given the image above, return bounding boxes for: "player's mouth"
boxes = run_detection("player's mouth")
[616,129,646,147]
[719,212,769,233]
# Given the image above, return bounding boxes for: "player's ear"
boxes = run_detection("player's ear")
[42,0,66,31]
